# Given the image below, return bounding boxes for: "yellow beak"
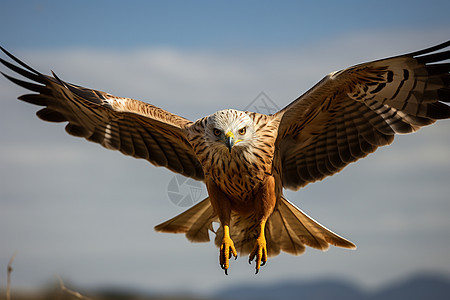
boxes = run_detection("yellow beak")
[225,131,235,152]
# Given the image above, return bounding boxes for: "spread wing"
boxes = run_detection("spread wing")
[0,47,204,180]
[275,41,450,191]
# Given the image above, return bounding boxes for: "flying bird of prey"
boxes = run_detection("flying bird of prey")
[1,41,450,274]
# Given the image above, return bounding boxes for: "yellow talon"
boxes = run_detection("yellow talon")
[248,222,267,274]
[219,225,237,275]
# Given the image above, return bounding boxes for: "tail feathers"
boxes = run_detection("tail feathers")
[155,195,355,257]
[154,197,217,243]
[267,196,356,256]
[215,195,356,257]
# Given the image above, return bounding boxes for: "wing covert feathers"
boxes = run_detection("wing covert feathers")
[276,41,450,190]
[0,47,204,180]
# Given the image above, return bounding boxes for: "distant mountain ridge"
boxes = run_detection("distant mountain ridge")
[215,273,450,300]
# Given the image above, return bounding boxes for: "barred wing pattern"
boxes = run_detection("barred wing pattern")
[276,41,450,190]
[0,47,204,180]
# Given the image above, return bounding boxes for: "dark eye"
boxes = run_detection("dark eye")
[213,128,222,136]
[238,127,246,135]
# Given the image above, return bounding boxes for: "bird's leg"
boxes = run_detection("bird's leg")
[248,220,268,274]
[219,224,237,275]
[248,175,276,274]
[206,179,237,275]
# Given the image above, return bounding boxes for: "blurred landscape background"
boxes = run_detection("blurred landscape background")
[1,1,450,299]
[2,273,450,299]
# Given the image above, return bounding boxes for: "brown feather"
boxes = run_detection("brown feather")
[276,41,450,190]
[0,49,204,180]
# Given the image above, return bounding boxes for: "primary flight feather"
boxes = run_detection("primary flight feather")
[1,41,449,274]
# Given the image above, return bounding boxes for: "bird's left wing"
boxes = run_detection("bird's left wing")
[0,47,204,180]
[275,41,450,191]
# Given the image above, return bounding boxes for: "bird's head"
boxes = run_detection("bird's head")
[205,109,255,153]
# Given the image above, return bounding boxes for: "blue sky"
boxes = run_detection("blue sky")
[1,0,450,296]
[2,0,450,50]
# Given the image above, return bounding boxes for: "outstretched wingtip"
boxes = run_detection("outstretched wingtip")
[0,46,41,75]
[0,70,7,80]
[1,46,18,60]
[0,45,10,55]
[409,39,450,57]
[51,70,67,87]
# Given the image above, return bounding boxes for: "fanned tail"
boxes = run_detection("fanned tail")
[154,197,217,242]
[155,195,355,256]
[265,195,356,256]
[214,195,356,257]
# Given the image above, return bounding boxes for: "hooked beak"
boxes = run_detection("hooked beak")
[225,131,235,152]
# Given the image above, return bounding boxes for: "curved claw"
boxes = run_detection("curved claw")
[248,236,268,274]
[219,234,237,275]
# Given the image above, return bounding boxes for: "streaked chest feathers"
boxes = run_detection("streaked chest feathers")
[189,109,279,200]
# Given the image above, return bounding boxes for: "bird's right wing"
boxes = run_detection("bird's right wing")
[0,47,204,180]
[274,41,450,190]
